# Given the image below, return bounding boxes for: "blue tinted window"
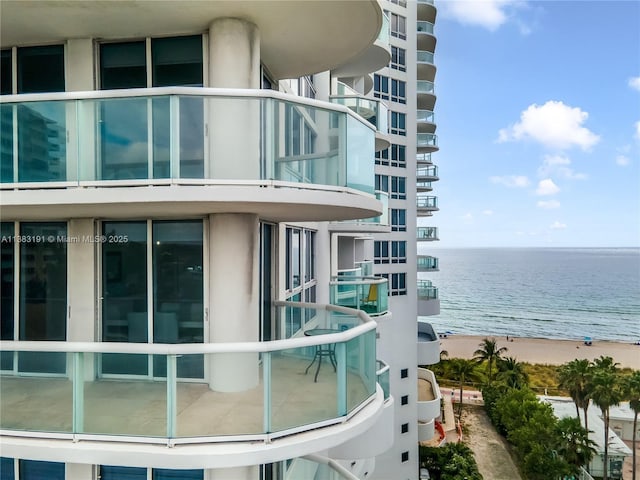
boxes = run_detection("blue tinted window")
[19,459,64,480]
[1,457,14,480]
[100,465,146,480]
[153,469,203,480]
[17,45,64,93]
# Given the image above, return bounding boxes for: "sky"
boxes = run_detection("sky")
[426,0,640,247]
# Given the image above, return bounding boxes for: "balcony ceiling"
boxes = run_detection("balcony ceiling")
[0,1,382,80]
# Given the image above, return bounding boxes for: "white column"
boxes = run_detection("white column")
[65,462,93,480]
[208,213,260,392]
[67,219,96,380]
[207,18,261,180]
[207,465,259,480]
[65,38,95,181]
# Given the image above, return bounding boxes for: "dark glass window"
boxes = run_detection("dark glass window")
[17,45,65,93]
[401,395,408,405]
[1,457,14,480]
[1,223,15,345]
[1,49,12,95]
[401,423,409,433]
[400,368,408,378]
[100,465,147,480]
[152,36,203,87]
[19,459,65,480]
[100,41,146,90]
[401,451,409,462]
[153,469,204,480]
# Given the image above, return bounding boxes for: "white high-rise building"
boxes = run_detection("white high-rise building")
[0,1,440,479]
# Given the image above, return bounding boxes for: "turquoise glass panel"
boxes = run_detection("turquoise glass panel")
[346,329,376,412]
[345,115,374,194]
[0,104,13,182]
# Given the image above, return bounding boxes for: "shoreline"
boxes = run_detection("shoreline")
[439,334,640,370]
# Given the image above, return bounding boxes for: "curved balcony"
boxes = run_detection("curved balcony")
[417,133,439,154]
[288,455,363,480]
[417,281,440,316]
[416,153,434,166]
[417,51,436,82]
[330,276,389,317]
[417,166,439,183]
[0,302,385,468]
[332,12,391,79]
[417,368,441,423]
[1,1,384,81]
[417,21,436,52]
[417,255,439,272]
[417,320,440,365]
[417,226,439,241]
[329,191,390,233]
[417,109,436,134]
[417,195,438,217]
[330,95,390,151]
[417,0,437,24]
[1,87,381,223]
[417,81,436,111]
[418,418,435,442]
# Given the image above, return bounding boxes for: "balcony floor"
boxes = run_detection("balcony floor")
[0,356,369,439]
[418,378,435,402]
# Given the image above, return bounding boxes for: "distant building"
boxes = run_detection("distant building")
[542,396,632,480]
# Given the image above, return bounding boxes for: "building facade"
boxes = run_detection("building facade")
[0,1,440,479]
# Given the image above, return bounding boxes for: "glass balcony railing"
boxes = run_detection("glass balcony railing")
[416,153,433,164]
[417,195,438,209]
[355,260,374,277]
[378,12,391,45]
[0,88,374,195]
[417,133,438,148]
[417,21,435,35]
[417,165,438,177]
[376,360,390,400]
[417,280,439,300]
[330,95,388,134]
[416,110,435,124]
[0,302,379,443]
[336,190,388,226]
[417,81,435,95]
[330,276,389,316]
[417,255,439,271]
[417,51,435,64]
[417,226,439,240]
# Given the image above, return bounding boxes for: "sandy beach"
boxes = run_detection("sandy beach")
[440,335,640,370]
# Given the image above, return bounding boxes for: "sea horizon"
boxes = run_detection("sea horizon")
[417,247,640,343]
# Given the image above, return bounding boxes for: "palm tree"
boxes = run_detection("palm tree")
[473,337,508,385]
[623,371,640,480]
[589,357,623,480]
[558,359,593,439]
[496,356,529,389]
[447,358,480,421]
[555,416,597,475]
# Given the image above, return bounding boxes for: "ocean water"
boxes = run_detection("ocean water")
[417,248,640,342]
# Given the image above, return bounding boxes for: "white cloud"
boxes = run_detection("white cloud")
[537,200,560,209]
[616,155,630,167]
[482,209,494,215]
[629,77,640,91]
[635,121,640,139]
[537,154,587,180]
[489,175,530,187]
[550,221,567,230]
[498,101,600,151]
[536,179,560,196]
[439,0,515,31]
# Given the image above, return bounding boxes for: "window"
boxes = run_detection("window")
[390,13,407,40]
[391,46,406,72]
[401,395,409,405]
[1,222,67,374]
[374,241,389,264]
[375,174,389,193]
[390,112,406,136]
[98,36,204,180]
[374,74,389,100]
[391,241,407,264]
[401,451,409,463]
[391,209,406,232]
[99,466,204,480]
[391,79,406,104]
[391,144,406,168]
[401,423,409,434]
[0,459,66,480]
[101,220,204,378]
[391,176,406,199]
[285,227,317,337]
[400,368,409,378]
[375,147,389,166]
[390,0,407,7]
[1,49,12,94]
[17,45,65,93]
[391,273,407,296]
